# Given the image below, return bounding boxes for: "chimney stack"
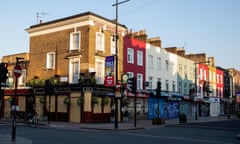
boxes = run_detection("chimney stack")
[148,37,162,47]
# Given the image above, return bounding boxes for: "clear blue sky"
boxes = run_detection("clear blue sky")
[1,0,239,70]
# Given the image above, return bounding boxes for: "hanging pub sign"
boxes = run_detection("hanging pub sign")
[104,56,115,87]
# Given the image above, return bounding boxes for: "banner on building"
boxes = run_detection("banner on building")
[104,56,115,87]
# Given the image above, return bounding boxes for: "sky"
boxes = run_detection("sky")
[0,0,239,70]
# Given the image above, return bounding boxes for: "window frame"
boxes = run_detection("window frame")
[127,72,134,78]
[110,35,116,55]
[95,58,105,84]
[165,60,169,71]
[69,57,80,84]
[70,32,81,51]
[96,32,105,52]
[148,55,153,69]
[127,48,134,64]
[137,50,143,66]
[157,57,161,70]
[137,73,143,90]
[46,52,55,69]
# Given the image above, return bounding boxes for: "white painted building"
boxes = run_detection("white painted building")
[145,43,178,91]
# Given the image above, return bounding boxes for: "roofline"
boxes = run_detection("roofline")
[28,11,127,29]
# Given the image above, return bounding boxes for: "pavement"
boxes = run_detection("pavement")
[41,115,238,131]
[0,135,32,144]
[0,115,239,143]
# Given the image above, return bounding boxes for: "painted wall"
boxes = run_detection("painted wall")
[198,63,209,98]
[177,55,195,96]
[208,66,216,97]
[146,44,177,91]
[123,36,146,89]
[216,68,224,98]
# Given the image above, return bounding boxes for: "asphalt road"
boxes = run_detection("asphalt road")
[0,120,239,144]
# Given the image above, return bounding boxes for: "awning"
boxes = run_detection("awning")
[147,90,183,100]
[147,89,169,97]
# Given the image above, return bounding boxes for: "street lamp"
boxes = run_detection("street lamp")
[228,72,234,119]
[112,0,130,129]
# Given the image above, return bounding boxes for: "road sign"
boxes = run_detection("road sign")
[14,65,22,78]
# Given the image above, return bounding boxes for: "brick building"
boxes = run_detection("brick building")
[0,53,30,118]
[24,11,127,122]
[1,52,29,88]
[26,11,127,84]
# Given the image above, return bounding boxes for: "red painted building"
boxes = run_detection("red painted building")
[216,69,224,98]
[123,35,148,118]
[198,63,209,97]
[123,35,146,91]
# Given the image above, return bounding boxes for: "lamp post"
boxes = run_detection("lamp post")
[194,62,198,120]
[112,0,130,129]
[228,72,234,119]
[12,57,24,143]
[156,81,161,124]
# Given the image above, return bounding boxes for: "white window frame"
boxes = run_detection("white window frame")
[127,48,134,64]
[127,72,134,78]
[165,60,169,71]
[148,55,153,69]
[96,32,105,52]
[137,50,143,66]
[70,32,81,51]
[46,52,55,69]
[137,73,143,90]
[110,36,116,55]
[95,58,105,84]
[157,57,161,70]
[69,57,80,84]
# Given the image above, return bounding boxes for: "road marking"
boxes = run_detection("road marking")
[122,133,235,144]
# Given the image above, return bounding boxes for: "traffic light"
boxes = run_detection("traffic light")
[127,77,136,94]
[0,63,8,85]
[156,81,161,97]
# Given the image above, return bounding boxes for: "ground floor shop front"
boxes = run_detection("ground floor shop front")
[0,88,232,123]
